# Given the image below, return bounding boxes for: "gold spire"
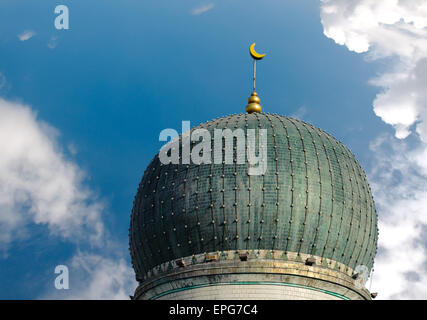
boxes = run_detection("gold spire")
[246,43,266,114]
[246,92,262,113]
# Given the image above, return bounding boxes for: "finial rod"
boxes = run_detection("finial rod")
[253,59,256,92]
[246,43,266,114]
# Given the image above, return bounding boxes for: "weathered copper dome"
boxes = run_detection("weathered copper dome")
[129,113,378,287]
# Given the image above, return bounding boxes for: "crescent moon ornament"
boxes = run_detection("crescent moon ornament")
[250,43,266,60]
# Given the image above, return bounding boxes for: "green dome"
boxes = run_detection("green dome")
[129,113,378,279]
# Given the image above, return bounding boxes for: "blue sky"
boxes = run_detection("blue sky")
[1,1,426,299]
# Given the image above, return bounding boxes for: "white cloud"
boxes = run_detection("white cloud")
[43,251,136,300]
[0,97,137,298]
[18,30,36,41]
[369,135,427,299]
[320,0,427,299]
[321,0,427,139]
[0,98,104,251]
[191,3,214,15]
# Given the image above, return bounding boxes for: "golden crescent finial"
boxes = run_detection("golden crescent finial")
[250,43,266,60]
[246,43,266,113]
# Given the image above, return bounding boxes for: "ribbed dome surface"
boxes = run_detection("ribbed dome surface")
[130,113,378,278]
